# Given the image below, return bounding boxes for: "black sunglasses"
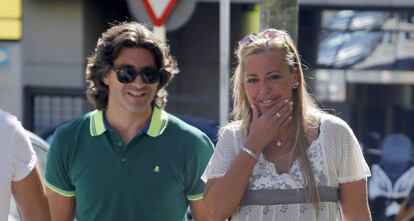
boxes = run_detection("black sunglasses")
[112,65,162,84]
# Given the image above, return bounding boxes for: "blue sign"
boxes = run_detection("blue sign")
[0,46,10,67]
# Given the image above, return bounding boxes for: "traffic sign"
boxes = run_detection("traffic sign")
[127,0,196,31]
[142,0,177,26]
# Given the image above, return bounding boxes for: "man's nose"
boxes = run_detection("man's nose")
[130,73,146,86]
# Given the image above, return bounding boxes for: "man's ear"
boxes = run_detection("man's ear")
[103,74,110,85]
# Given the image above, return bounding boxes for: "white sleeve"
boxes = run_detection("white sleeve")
[202,124,242,181]
[326,117,371,183]
[10,121,37,182]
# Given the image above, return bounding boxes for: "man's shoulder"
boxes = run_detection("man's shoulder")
[165,113,213,143]
[0,108,11,121]
[165,113,214,157]
[166,114,200,132]
[54,111,94,135]
[0,109,18,129]
[0,109,26,142]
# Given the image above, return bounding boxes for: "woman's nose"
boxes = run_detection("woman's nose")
[258,80,271,92]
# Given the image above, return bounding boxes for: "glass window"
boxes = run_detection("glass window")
[317,10,414,70]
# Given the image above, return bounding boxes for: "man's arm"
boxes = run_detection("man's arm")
[45,187,75,221]
[12,166,50,221]
[189,199,213,221]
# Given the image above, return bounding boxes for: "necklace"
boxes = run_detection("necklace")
[274,135,293,148]
[273,127,292,147]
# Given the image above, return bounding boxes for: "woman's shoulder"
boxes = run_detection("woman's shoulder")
[319,113,349,127]
[218,120,246,137]
[319,113,355,135]
[222,120,243,130]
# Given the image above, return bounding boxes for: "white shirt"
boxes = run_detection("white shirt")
[202,114,371,221]
[0,109,37,220]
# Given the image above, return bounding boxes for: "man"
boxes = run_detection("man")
[0,109,50,221]
[45,22,213,221]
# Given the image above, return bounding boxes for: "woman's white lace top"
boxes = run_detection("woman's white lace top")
[202,114,371,221]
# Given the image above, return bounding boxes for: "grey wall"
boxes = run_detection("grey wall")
[23,0,84,88]
[0,43,22,117]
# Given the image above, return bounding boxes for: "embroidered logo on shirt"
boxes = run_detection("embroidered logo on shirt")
[154,165,160,173]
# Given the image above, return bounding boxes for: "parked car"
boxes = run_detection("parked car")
[8,131,50,221]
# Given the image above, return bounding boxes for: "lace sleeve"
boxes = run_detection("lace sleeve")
[202,123,243,181]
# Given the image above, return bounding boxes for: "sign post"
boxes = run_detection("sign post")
[219,0,230,127]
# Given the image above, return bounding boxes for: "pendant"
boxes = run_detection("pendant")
[275,139,282,147]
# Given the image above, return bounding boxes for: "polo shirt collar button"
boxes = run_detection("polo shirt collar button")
[121,157,126,162]
[117,141,122,146]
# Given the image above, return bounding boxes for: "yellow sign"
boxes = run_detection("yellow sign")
[0,20,21,40]
[0,0,22,40]
[0,0,21,18]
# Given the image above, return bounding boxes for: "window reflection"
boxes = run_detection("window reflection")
[317,10,414,70]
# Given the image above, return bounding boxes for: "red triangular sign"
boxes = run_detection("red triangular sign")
[142,0,177,26]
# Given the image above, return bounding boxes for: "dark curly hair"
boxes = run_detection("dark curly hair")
[85,21,179,110]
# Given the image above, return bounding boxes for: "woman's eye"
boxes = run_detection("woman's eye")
[269,75,279,81]
[246,78,258,83]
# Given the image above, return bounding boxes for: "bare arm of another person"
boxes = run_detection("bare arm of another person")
[339,179,372,221]
[204,101,292,220]
[46,187,75,221]
[189,199,213,221]
[12,166,51,221]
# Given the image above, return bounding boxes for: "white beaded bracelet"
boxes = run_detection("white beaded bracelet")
[241,146,258,160]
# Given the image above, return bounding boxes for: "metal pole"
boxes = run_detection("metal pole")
[153,25,166,41]
[219,0,230,126]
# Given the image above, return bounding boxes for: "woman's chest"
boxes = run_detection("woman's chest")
[249,142,330,190]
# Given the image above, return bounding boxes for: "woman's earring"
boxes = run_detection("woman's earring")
[293,82,299,89]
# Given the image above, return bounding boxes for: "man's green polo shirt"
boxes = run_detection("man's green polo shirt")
[45,107,214,221]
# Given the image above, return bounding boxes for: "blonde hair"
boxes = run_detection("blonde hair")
[232,29,323,214]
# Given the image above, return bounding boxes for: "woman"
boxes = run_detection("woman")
[202,29,372,221]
